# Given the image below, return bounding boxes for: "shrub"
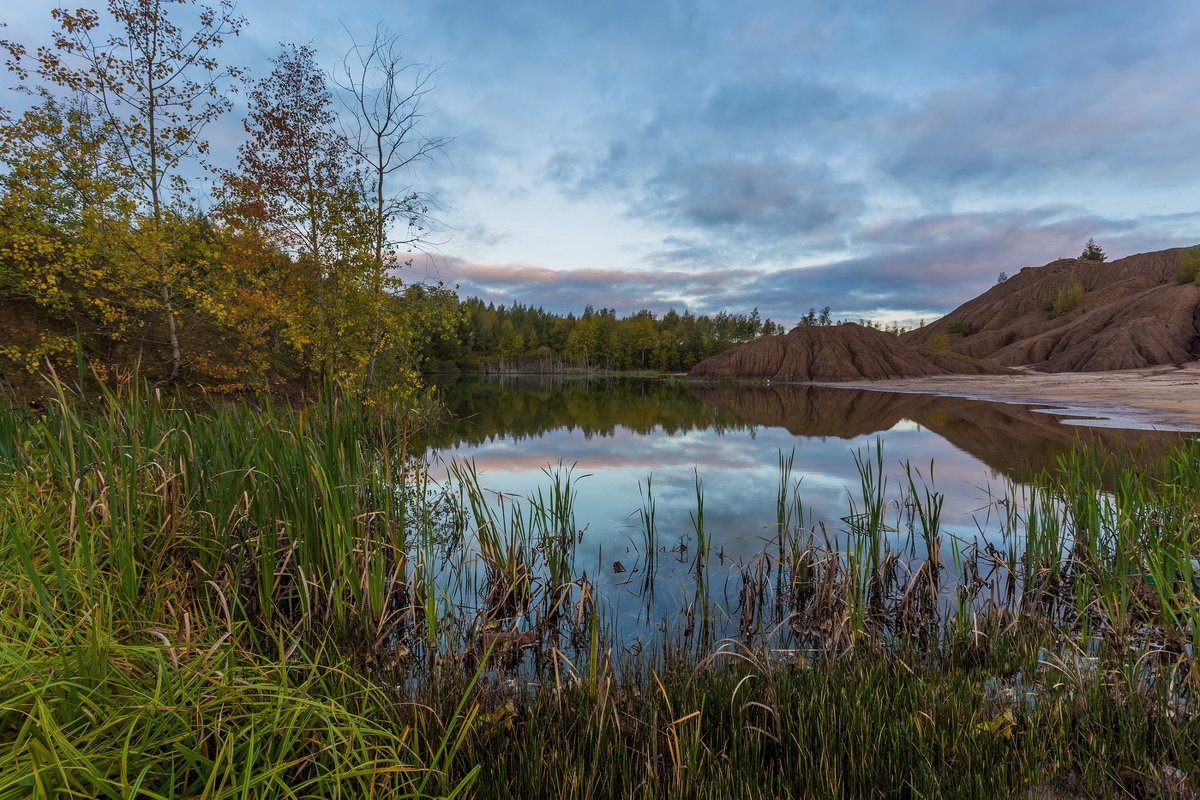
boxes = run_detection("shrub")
[926,333,949,351]
[1175,247,1200,284]
[945,318,971,335]
[1047,278,1084,317]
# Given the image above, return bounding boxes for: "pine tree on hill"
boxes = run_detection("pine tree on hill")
[1080,238,1107,261]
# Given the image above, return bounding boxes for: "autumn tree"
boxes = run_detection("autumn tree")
[625,310,658,369]
[0,94,135,368]
[6,0,246,381]
[222,43,377,381]
[2,8,456,392]
[218,39,458,392]
[225,43,350,256]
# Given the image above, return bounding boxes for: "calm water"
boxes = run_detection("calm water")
[422,376,1190,636]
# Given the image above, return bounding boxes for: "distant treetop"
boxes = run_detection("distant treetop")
[1080,238,1107,262]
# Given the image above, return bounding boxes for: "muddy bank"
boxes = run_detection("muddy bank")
[824,362,1200,432]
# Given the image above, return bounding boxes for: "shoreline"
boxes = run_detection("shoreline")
[821,362,1200,433]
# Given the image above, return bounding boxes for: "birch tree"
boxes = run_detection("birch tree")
[335,29,449,385]
[6,0,245,381]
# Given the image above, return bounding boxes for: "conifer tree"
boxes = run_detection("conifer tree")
[1080,238,1107,261]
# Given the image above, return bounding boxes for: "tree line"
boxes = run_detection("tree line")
[417,298,902,376]
[416,300,907,375]
[420,299,788,373]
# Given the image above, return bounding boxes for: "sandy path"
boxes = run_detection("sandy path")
[824,362,1200,432]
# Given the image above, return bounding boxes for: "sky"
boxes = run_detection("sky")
[6,0,1200,326]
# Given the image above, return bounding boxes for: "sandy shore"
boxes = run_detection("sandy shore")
[826,361,1200,432]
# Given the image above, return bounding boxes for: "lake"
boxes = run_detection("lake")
[421,376,1192,644]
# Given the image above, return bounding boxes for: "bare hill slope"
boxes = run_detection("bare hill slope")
[689,322,1011,382]
[902,248,1200,372]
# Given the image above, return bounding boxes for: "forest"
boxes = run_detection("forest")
[424,299,789,373]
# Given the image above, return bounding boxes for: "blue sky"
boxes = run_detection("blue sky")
[7,0,1200,325]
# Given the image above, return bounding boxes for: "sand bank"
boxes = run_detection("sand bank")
[825,362,1200,433]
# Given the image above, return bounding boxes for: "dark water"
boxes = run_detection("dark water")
[422,376,1189,635]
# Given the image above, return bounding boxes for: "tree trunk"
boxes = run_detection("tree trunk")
[147,75,183,383]
[161,274,182,381]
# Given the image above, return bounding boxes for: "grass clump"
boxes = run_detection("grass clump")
[446,642,1198,799]
[0,374,479,798]
[945,317,971,334]
[1047,277,1085,317]
[0,611,446,798]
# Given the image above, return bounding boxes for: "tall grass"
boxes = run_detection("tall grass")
[0,374,478,797]
[1,375,1198,797]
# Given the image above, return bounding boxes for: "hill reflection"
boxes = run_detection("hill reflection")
[689,385,1188,485]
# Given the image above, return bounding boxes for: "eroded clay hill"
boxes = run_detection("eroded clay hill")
[689,322,1011,382]
[902,247,1200,372]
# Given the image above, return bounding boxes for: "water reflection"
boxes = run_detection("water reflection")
[690,385,1190,486]
[425,375,753,448]
[424,377,1189,633]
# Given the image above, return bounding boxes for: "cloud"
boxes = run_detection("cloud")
[329,1,1200,323]
[883,54,1200,192]
[529,1,1200,274]
[411,254,761,316]
[414,204,1200,326]
[699,75,875,134]
[647,159,865,239]
[544,141,635,197]
[457,223,514,249]
[644,237,725,268]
